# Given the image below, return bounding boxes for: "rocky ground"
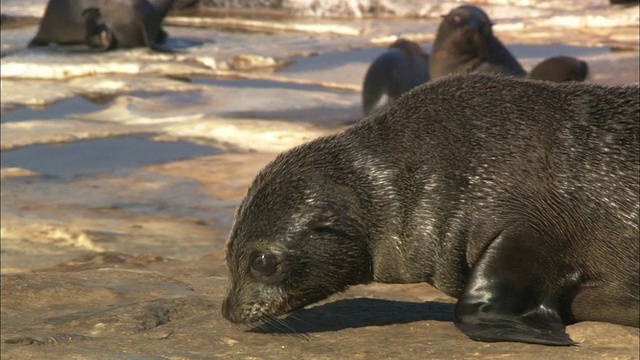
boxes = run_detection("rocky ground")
[1,0,639,359]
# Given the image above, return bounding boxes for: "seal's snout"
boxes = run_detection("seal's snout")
[222,294,247,324]
[221,296,235,322]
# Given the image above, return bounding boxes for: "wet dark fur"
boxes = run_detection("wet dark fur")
[29,0,172,51]
[222,74,639,345]
[609,0,639,5]
[361,39,430,116]
[528,56,589,82]
[429,5,526,80]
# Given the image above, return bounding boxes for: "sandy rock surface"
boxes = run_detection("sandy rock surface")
[1,0,639,359]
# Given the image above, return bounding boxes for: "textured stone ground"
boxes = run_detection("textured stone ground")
[1,1,638,359]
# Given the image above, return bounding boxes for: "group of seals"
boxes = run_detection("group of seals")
[361,39,430,116]
[431,5,589,83]
[361,5,589,114]
[222,74,639,346]
[29,0,177,51]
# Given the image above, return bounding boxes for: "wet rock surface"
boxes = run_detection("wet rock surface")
[1,0,639,359]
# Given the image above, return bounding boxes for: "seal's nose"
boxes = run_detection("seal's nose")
[221,296,236,322]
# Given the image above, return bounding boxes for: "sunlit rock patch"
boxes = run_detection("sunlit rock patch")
[1,0,638,359]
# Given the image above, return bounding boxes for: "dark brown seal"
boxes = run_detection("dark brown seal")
[29,0,172,51]
[222,74,639,346]
[528,56,589,82]
[609,0,638,5]
[429,5,526,80]
[361,39,430,116]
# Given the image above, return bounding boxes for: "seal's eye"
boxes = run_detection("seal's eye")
[250,253,278,277]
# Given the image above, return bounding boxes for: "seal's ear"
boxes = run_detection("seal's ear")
[307,219,333,232]
[307,218,350,238]
[307,215,366,240]
[304,216,372,285]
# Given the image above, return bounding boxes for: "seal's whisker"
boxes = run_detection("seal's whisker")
[275,317,298,334]
[277,316,311,340]
[259,314,296,335]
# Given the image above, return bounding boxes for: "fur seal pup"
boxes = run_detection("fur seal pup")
[29,0,172,51]
[361,39,430,116]
[528,56,589,82]
[222,74,639,346]
[429,5,526,80]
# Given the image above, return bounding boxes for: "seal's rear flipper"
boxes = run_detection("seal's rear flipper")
[454,227,580,346]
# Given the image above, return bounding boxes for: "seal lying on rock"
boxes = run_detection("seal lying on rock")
[528,56,589,82]
[361,39,430,116]
[222,74,639,346]
[29,0,173,51]
[429,5,526,80]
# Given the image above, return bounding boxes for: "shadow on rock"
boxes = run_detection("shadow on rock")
[250,298,454,334]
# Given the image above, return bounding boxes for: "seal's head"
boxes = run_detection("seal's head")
[221,140,373,324]
[389,38,424,56]
[433,5,493,59]
[528,56,589,82]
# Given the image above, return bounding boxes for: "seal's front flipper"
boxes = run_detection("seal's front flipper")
[156,29,168,44]
[454,228,579,346]
[455,308,575,346]
[147,41,174,53]
[137,18,174,53]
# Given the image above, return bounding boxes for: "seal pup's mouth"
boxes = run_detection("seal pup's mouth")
[222,285,332,328]
[251,291,335,335]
